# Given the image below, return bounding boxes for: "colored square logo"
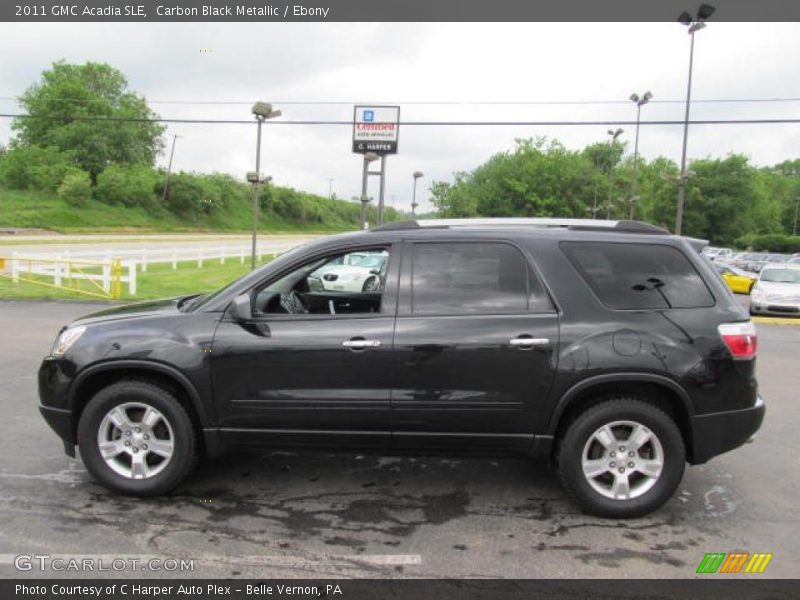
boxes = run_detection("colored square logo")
[363,110,374,122]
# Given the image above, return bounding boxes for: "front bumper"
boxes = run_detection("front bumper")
[689,396,765,464]
[39,404,76,457]
[750,301,800,317]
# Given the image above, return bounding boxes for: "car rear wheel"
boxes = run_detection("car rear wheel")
[556,398,685,518]
[77,380,198,495]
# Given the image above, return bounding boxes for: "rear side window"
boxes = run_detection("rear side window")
[411,242,551,315]
[561,242,714,309]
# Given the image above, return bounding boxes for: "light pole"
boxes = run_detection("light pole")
[411,171,424,216]
[161,134,181,204]
[628,91,652,220]
[675,3,715,235]
[360,153,380,229]
[250,102,281,270]
[606,128,623,220]
[794,195,799,236]
[328,178,335,200]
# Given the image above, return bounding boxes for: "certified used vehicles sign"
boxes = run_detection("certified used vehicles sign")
[352,105,400,154]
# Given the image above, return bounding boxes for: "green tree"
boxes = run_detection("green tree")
[12,61,164,182]
[0,144,76,191]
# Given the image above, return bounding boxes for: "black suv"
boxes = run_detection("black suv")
[38,218,765,518]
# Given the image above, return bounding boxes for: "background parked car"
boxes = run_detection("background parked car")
[713,263,757,294]
[308,250,389,293]
[702,247,733,261]
[750,265,800,316]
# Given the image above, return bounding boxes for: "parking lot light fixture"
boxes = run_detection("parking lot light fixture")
[629,91,652,219]
[675,4,714,235]
[605,129,623,219]
[250,102,282,270]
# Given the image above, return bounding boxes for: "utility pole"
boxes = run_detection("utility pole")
[794,195,799,236]
[161,134,180,204]
[328,178,335,200]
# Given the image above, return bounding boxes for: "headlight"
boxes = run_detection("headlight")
[51,326,86,356]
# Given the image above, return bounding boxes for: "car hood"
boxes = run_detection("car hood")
[70,297,185,326]
[314,265,373,277]
[754,281,800,300]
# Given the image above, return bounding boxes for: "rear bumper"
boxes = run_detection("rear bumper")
[689,396,765,464]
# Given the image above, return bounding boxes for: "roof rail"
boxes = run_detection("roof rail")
[371,217,667,234]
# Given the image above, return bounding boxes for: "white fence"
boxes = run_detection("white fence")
[6,242,297,298]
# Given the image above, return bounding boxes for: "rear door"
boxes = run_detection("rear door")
[390,240,559,450]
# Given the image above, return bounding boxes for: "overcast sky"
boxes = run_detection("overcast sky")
[1,22,799,212]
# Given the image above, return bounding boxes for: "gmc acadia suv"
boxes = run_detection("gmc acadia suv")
[38,218,765,518]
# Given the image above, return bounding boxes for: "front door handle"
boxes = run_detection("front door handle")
[509,336,550,348]
[342,338,381,349]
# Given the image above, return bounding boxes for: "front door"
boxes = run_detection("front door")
[391,240,559,450]
[210,244,399,447]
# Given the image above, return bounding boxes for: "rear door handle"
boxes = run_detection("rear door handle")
[342,338,381,349]
[509,336,550,348]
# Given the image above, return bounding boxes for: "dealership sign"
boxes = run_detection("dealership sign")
[352,105,400,154]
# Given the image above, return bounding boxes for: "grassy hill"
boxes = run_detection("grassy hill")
[0,186,374,233]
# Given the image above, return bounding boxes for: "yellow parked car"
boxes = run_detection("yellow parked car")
[714,263,756,294]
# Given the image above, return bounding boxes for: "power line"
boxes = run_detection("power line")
[3,96,800,106]
[2,113,800,126]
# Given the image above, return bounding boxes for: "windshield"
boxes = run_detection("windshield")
[760,269,800,284]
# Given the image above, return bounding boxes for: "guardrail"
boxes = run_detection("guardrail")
[0,242,297,299]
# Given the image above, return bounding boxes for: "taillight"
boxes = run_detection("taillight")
[718,321,757,359]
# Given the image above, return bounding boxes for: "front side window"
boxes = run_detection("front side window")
[561,242,715,310]
[254,247,390,315]
[410,242,548,316]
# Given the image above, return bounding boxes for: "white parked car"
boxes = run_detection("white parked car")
[308,251,388,293]
[749,265,800,317]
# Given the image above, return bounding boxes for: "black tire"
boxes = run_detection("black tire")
[361,276,378,292]
[77,380,198,496]
[556,398,685,518]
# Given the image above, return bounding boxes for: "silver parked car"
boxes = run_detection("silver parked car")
[749,265,800,317]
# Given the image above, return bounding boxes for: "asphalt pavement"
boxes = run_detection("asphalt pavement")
[0,298,797,579]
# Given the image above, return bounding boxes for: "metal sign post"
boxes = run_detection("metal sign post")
[353,105,400,228]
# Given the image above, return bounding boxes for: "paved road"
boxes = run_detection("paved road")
[0,233,322,259]
[0,299,797,579]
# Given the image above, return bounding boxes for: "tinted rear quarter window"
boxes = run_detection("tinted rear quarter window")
[561,241,715,309]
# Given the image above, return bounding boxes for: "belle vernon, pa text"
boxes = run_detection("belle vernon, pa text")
[16,584,343,597]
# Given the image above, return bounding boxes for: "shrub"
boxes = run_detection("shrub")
[58,169,92,207]
[95,165,159,208]
[748,234,800,253]
[158,172,205,216]
[0,144,75,191]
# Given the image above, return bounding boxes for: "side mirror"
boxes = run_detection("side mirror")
[228,292,253,321]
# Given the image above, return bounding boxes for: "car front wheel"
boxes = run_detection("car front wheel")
[77,380,198,495]
[557,398,685,518]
